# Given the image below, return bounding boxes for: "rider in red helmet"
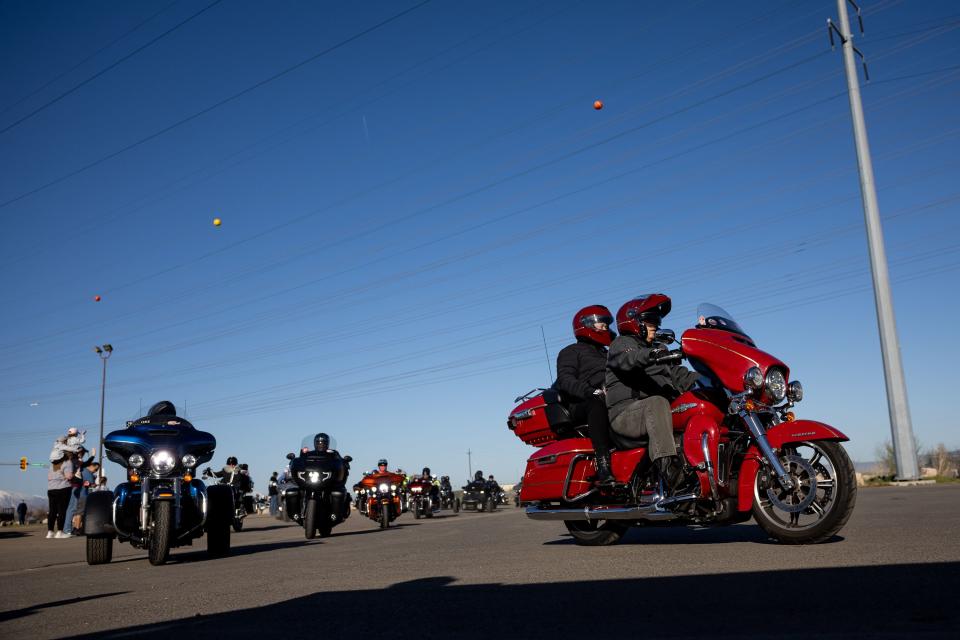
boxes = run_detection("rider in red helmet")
[553,305,617,486]
[605,295,699,494]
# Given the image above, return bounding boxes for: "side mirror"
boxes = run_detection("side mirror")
[654,329,676,345]
[343,455,353,463]
[286,452,295,460]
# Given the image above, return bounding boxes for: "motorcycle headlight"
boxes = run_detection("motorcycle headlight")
[743,366,763,391]
[390,484,397,491]
[150,450,176,474]
[181,454,197,468]
[128,453,145,468]
[308,471,321,484]
[379,483,390,493]
[765,368,787,402]
[411,486,422,492]
[787,380,803,402]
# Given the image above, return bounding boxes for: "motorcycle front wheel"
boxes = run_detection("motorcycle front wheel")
[148,501,173,565]
[380,506,389,529]
[232,517,244,532]
[304,498,317,540]
[453,498,460,513]
[752,440,857,545]
[564,520,628,546]
[86,535,113,565]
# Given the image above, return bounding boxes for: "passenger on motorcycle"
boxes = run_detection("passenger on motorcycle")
[486,474,503,496]
[605,294,699,494]
[553,305,617,486]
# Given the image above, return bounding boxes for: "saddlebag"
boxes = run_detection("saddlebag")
[520,438,596,502]
[508,389,580,447]
[282,486,301,519]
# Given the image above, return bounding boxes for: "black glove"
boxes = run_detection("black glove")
[653,349,684,364]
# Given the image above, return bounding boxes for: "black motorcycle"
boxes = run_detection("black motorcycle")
[281,436,352,539]
[439,482,459,513]
[84,416,233,566]
[202,465,253,532]
[460,480,497,512]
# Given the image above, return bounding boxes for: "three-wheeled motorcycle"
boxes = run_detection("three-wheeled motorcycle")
[460,480,497,512]
[84,415,233,565]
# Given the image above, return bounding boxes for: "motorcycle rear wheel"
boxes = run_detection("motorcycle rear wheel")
[752,440,857,545]
[564,520,628,546]
[86,535,113,565]
[148,501,172,566]
[304,498,318,540]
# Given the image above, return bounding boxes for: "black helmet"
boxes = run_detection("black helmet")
[378,458,388,467]
[314,432,330,452]
[226,456,238,466]
[474,470,484,481]
[422,466,431,476]
[148,401,176,418]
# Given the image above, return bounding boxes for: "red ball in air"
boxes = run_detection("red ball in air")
[94,295,102,302]
[593,100,603,110]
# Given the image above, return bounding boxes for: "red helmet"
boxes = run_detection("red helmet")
[573,305,615,346]
[615,294,672,336]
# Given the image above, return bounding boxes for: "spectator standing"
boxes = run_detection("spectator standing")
[268,471,279,516]
[17,500,27,525]
[47,454,75,539]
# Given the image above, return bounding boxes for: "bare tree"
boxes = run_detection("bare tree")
[874,440,896,477]
[932,443,951,477]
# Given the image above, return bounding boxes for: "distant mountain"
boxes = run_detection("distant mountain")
[0,490,46,510]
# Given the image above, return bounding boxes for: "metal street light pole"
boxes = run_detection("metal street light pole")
[466,449,472,481]
[94,344,113,480]
[831,0,918,479]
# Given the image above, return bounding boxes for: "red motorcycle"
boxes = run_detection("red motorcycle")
[508,301,857,546]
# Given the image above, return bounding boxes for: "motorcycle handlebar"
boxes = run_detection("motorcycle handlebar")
[653,349,684,364]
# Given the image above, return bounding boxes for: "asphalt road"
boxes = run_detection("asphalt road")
[1,484,958,639]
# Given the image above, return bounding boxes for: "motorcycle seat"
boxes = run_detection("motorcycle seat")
[609,431,649,451]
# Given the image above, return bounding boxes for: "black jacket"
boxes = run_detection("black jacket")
[553,338,608,403]
[605,334,699,421]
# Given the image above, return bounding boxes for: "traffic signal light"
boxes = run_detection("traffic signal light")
[19,456,27,470]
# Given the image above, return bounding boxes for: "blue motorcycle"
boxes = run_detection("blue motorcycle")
[83,414,233,565]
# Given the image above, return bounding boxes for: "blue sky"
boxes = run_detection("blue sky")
[1,0,957,495]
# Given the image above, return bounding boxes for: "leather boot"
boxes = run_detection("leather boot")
[654,455,687,495]
[594,453,616,487]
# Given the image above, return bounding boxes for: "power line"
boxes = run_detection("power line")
[0,0,223,136]
[0,1,180,117]
[0,0,433,209]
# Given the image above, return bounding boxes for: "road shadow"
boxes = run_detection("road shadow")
[0,592,128,623]
[71,562,959,638]
[239,523,298,533]
[0,531,28,539]
[543,523,846,546]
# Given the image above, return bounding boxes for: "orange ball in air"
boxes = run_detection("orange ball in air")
[94,295,101,302]
[593,100,603,110]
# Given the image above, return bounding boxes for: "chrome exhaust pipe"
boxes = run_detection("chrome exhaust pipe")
[525,502,683,522]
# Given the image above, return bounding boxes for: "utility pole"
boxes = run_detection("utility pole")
[466,449,472,481]
[829,0,918,479]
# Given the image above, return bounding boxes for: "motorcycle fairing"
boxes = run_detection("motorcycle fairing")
[681,327,788,394]
[735,420,849,511]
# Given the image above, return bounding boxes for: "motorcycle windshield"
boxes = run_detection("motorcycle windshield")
[695,303,750,338]
[299,434,339,455]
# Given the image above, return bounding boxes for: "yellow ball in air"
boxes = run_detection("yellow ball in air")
[213,218,222,227]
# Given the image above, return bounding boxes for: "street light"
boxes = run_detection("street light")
[94,344,113,479]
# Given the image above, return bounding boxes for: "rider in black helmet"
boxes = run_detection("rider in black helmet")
[314,433,330,453]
